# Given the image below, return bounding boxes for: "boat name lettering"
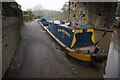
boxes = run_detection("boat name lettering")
[58,29,70,37]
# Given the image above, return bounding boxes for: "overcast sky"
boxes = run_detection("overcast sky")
[15,0,69,11]
[15,0,119,11]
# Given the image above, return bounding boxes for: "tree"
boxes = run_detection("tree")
[26,9,34,20]
[32,4,44,18]
[61,2,69,12]
[61,2,69,20]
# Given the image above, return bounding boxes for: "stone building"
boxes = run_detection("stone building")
[68,1,118,28]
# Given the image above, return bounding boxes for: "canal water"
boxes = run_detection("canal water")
[63,29,118,78]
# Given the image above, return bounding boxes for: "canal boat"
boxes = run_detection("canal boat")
[38,18,107,63]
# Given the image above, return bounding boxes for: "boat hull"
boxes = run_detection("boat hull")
[38,18,107,63]
[68,51,92,62]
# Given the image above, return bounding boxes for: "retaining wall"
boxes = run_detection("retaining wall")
[2,2,23,77]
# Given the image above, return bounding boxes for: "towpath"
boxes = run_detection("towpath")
[5,19,81,78]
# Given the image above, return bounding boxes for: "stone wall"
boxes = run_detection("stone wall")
[2,2,23,77]
[0,1,2,80]
[116,2,120,16]
[69,2,118,28]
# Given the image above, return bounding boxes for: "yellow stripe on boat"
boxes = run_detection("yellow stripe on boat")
[87,29,95,43]
[68,51,92,62]
[70,29,83,48]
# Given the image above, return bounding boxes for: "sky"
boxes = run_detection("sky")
[15,0,119,11]
[15,0,69,11]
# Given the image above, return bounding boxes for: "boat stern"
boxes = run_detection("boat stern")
[68,51,93,62]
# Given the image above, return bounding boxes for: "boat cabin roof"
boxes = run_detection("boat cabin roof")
[49,20,89,30]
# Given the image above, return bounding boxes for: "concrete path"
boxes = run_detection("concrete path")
[6,19,80,78]
[103,29,119,78]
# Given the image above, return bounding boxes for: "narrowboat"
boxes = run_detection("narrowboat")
[38,18,107,63]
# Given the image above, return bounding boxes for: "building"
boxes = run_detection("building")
[69,1,118,28]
